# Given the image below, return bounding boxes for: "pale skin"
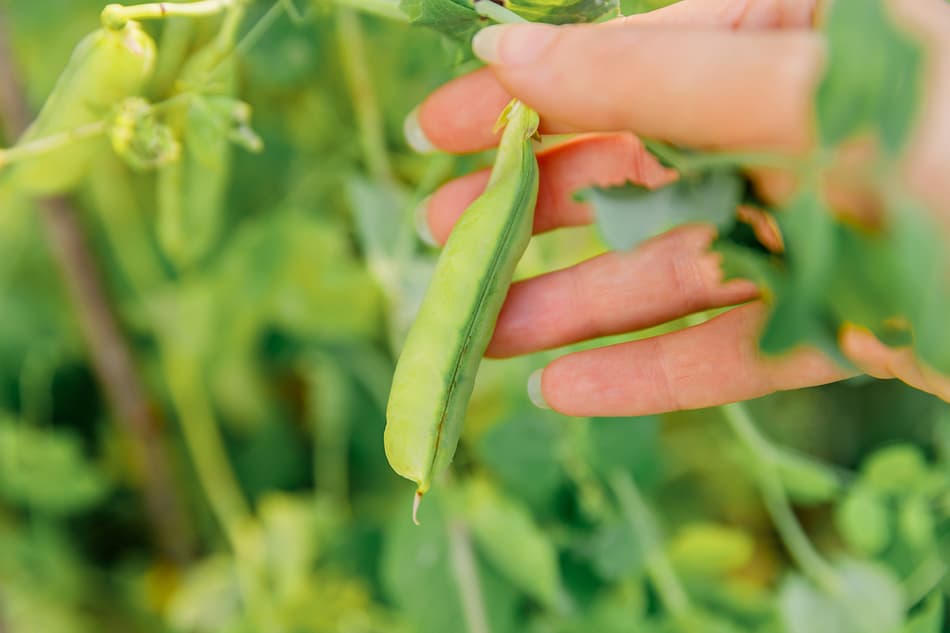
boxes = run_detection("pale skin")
[410,0,950,416]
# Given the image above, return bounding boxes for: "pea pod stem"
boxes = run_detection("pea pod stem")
[0,93,194,173]
[609,471,692,620]
[447,518,493,633]
[678,312,840,592]
[719,401,841,593]
[0,121,106,170]
[101,0,244,29]
[336,6,394,184]
[474,1,528,24]
[334,0,408,21]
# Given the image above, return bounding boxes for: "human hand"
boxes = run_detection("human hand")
[407,0,950,415]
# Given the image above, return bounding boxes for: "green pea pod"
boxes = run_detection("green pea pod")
[10,22,156,195]
[157,40,237,270]
[385,101,539,517]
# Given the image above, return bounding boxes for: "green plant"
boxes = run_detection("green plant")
[0,1,947,632]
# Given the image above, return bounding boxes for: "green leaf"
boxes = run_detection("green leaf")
[580,169,741,251]
[779,560,904,633]
[826,227,907,341]
[890,205,950,375]
[587,519,643,581]
[549,583,648,633]
[835,485,891,555]
[0,417,109,515]
[507,0,619,24]
[667,523,754,578]
[461,477,563,609]
[773,448,842,505]
[739,193,847,362]
[776,193,836,304]
[863,443,929,495]
[476,412,565,511]
[817,0,924,154]
[898,495,935,549]
[382,490,519,633]
[399,0,481,43]
[902,592,943,633]
[587,416,661,486]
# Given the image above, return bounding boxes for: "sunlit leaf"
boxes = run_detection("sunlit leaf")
[581,169,741,251]
[817,0,924,154]
[779,560,904,633]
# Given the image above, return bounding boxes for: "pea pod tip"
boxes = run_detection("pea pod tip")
[412,490,424,526]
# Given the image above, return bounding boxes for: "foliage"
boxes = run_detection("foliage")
[0,0,947,633]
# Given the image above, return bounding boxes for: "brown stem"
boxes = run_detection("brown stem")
[0,9,194,563]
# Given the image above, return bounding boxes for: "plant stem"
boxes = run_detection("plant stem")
[101,0,242,29]
[609,470,691,620]
[719,402,841,593]
[0,122,107,170]
[0,11,195,564]
[641,138,805,174]
[160,348,278,632]
[334,0,408,22]
[474,1,528,24]
[336,8,394,184]
[161,350,250,544]
[447,519,493,633]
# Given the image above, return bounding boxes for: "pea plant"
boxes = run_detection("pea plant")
[0,0,947,632]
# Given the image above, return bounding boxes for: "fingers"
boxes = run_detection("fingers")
[614,0,819,29]
[471,24,824,151]
[409,68,577,154]
[841,325,950,402]
[486,225,759,357]
[533,303,851,417]
[421,133,676,245]
[410,0,821,154]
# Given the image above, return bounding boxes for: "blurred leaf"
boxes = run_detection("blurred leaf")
[890,206,950,375]
[546,582,647,633]
[901,592,943,633]
[773,448,842,505]
[668,523,754,578]
[587,416,661,486]
[580,170,741,251]
[166,555,244,633]
[817,0,923,154]
[0,416,109,514]
[399,0,481,44]
[461,476,563,609]
[507,0,619,24]
[863,443,929,495]
[779,560,904,633]
[476,412,565,511]
[835,486,891,555]
[382,491,519,633]
[586,519,643,581]
[897,495,935,550]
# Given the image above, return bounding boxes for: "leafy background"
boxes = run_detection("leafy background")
[0,0,948,632]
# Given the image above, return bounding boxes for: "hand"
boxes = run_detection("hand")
[407,0,950,415]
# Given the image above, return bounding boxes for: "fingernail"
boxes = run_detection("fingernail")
[414,196,438,247]
[404,106,436,154]
[527,369,550,409]
[473,24,558,66]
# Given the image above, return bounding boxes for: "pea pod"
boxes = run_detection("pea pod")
[156,30,240,270]
[9,22,156,195]
[385,101,540,518]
